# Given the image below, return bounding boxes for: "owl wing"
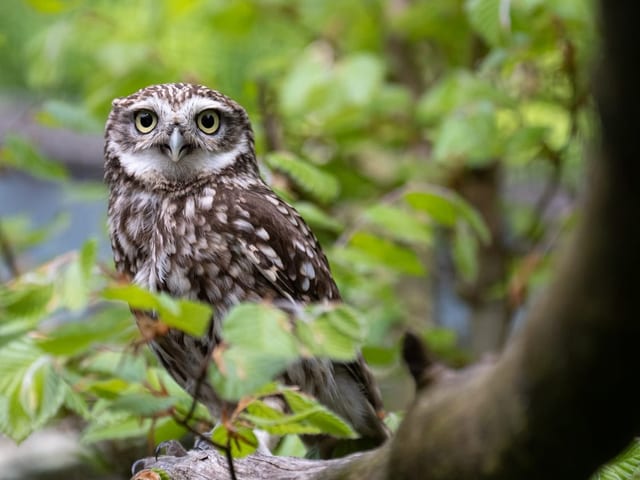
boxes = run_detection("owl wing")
[224,186,340,303]
[222,185,389,448]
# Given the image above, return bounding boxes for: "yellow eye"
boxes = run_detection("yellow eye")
[134,110,157,134]
[196,109,220,134]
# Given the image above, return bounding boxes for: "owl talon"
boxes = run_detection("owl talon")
[194,433,215,450]
[154,439,188,459]
[131,458,147,475]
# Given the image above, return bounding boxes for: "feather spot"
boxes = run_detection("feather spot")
[300,261,316,279]
[263,268,278,282]
[228,264,242,278]
[259,246,283,268]
[203,187,216,198]
[184,197,195,218]
[233,218,254,232]
[256,227,269,240]
[198,196,214,210]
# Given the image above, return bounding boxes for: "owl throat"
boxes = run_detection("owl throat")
[107,142,260,195]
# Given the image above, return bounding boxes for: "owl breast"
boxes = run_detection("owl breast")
[108,184,263,317]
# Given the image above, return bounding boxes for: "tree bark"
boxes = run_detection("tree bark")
[132,1,640,478]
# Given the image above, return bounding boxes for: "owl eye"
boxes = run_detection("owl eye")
[196,109,220,134]
[134,110,158,134]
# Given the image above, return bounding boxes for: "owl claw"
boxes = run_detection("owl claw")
[194,433,215,450]
[154,439,188,459]
[131,458,147,475]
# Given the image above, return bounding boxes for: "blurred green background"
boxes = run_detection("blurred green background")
[0,0,598,478]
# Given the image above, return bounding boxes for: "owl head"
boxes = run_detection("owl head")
[104,83,257,188]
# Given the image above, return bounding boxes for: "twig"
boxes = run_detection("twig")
[523,143,564,242]
[225,434,238,480]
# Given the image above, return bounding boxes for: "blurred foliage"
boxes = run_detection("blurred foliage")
[0,0,624,477]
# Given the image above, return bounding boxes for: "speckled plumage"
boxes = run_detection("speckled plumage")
[104,83,388,455]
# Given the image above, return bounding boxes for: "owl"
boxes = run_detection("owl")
[104,83,388,457]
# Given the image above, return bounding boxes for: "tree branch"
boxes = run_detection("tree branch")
[132,1,640,478]
[132,446,389,480]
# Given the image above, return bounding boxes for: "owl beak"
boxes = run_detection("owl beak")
[168,128,186,163]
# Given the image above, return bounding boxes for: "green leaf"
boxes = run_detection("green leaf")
[0,282,54,322]
[81,413,152,444]
[383,411,404,434]
[209,303,298,401]
[243,388,358,438]
[0,338,40,390]
[431,101,498,165]
[519,101,571,150]
[405,188,491,244]
[452,223,480,282]
[79,239,98,279]
[0,214,70,253]
[102,284,211,337]
[149,469,173,480]
[362,345,398,366]
[274,433,307,457]
[81,350,146,383]
[592,439,640,480]
[280,51,331,116]
[282,390,356,438]
[211,424,258,458]
[293,202,343,233]
[0,338,65,442]
[504,126,548,165]
[85,379,131,399]
[465,0,505,47]
[296,304,367,361]
[345,232,425,276]
[335,54,384,106]
[25,0,76,14]
[37,100,103,133]
[363,204,433,244]
[37,306,134,356]
[62,383,90,419]
[150,416,192,446]
[108,393,175,416]
[424,328,458,352]
[0,390,32,443]
[59,239,98,311]
[0,134,67,180]
[172,299,212,337]
[416,71,510,125]
[19,359,66,428]
[265,152,340,203]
